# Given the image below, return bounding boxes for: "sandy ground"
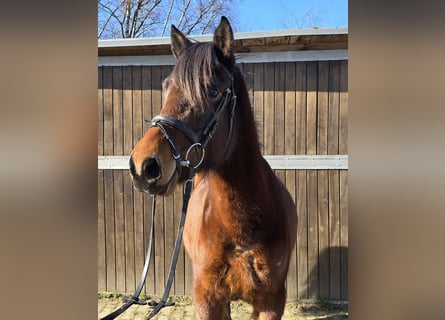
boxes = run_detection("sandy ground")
[98,296,348,319]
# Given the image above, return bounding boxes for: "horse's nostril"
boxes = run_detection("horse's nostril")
[142,158,161,182]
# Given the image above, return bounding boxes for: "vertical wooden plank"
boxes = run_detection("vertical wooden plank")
[142,194,156,295]
[306,62,319,298]
[113,66,124,156]
[284,62,297,300]
[123,173,135,293]
[296,169,307,299]
[103,67,114,156]
[253,63,264,154]
[264,63,275,155]
[339,60,349,300]
[133,190,144,292]
[306,62,317,156]
[151,66,165,294]
[98,170,106,292]
[340,170,348,300]
[275,62,285,156]
[328,61,340,155]
[329,170,341,300]
[295,62,307,299]
[152,66,163,115]
[317,61,330,299]
[142,66,153,122]
[307,169,318,298]
[97,67,106,292]
[274,62,286,195]
[123,66,135,293]
[339,61,348,155]
[317,169,329,298]
[168,190,178,295]
[296,62,307,156]
[284,62,296,159]
[98,67,104,156]
[135,194,145,299]
[103,66,116,292]
[132,65,143,156]
[155,195,166,295]
[104,169,116,292]
[328,61,341,300]
[317,61,329,155]
[112,66,126,293]
[123,66,134,155]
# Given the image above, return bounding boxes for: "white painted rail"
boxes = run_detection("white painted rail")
[98,155,348,170]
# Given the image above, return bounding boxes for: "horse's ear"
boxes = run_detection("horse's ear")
[213,16,235,68]
[171,25,191,58]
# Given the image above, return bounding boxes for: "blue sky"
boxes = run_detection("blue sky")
[234,0,348,32]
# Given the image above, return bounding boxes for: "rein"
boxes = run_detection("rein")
[101,79,237,320]
[100,168,195,320]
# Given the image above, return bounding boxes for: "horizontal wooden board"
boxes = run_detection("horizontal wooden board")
[98,155,348,170]
[99,50,348,66]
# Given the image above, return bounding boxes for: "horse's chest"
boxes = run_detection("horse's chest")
[183,178,289,302]
[222,245,271,298]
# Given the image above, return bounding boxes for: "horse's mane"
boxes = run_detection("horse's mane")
[171,41,262,165]
[171,42,217,108]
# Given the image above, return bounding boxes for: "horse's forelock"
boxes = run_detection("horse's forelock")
[171,42,216,108]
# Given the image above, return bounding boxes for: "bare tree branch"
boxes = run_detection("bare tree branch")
[177,0,192,30]
[98,0,236,39]
[98,2,122,38]
[133,0,162,37]
[161,0,174,36]
[182,0,208,34]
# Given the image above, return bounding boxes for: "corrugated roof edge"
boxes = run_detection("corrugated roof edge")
[98,27,348,48]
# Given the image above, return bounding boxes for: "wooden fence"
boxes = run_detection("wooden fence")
[98,37,348,301]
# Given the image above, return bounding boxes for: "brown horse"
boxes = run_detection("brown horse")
[129,17,297,320]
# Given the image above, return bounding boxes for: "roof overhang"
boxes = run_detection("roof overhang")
[98,27,348,56]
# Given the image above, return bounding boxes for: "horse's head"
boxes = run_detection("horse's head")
[129,17,237,195]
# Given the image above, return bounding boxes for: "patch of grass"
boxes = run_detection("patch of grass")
[230,300,253,314]
[98,292,122,299]
[298,300,348,316]
[167,295,193,305]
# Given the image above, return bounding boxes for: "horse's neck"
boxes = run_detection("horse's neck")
[215,82,266,185]
[197,70,267,185]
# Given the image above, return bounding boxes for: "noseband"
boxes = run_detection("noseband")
[144,78,237,176]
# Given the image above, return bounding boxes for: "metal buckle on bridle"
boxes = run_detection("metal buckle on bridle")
[180,142,205,169]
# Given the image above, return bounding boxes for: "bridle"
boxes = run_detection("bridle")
[145,73,237,177]
[101,70,237,320]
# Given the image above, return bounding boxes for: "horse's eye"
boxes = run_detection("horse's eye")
[208,87,219,98]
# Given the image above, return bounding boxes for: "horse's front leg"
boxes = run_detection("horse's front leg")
[192,272,231,320]
[251,283,286,320]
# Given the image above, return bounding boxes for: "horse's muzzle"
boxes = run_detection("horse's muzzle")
[129,156,157,191]
[129,156,175,195]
